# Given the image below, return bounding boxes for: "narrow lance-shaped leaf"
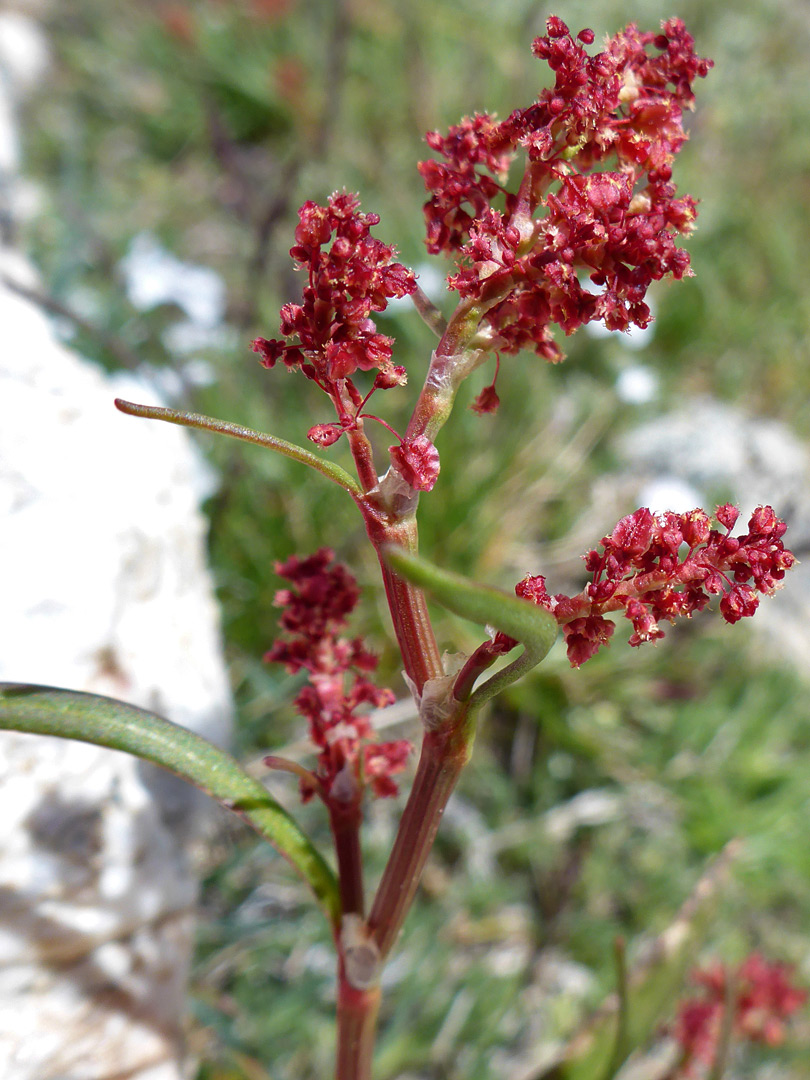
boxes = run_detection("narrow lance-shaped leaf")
[0,683,341,927]
[382,546,558,704]
[114,399,362,496]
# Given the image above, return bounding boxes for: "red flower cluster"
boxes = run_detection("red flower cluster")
[265,549,411,806]
[672,953,807,1073]
[419,16,712,363]
[494,505,794,668]
[252,192,416,448]
[419,113,515,256]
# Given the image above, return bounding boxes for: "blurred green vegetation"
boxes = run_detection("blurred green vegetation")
[17,0,810,1076]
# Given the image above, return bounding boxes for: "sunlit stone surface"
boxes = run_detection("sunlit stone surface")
[0,15,232,1078]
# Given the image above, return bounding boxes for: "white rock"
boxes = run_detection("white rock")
[0,248,232,1079]
[0,13,235,1076]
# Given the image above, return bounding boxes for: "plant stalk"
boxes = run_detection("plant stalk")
[331,808,365,917]
[360,511,443,694]
[367,713,475,960]
[336,969,381,1080]
[377,554,443,693]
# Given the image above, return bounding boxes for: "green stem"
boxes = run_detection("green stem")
[114,398,362,495]
[0,683,341,927]
[403,274,532,450]
[410,284,448,338]
[467,639,546,709]
[600,936,630,1080]
[404,337,487,447]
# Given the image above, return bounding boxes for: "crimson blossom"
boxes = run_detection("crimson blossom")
[420,16,712,374]
[251,192,416,444]
[672,953,806,1073]
[250,192,445,490]
[487,505,795,669]
[264,549,411,810]
[252,18,714,489]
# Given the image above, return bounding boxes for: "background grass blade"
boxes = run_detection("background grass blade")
[540,841,741,1080]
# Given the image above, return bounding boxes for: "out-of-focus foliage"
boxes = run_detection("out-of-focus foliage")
[18,0,810,1076]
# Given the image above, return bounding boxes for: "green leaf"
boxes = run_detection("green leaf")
[0,683,340,927]
[381,545,558,705]
[382,547,558,651]
[114,399,362,496]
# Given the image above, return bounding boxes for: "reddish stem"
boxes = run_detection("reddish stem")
[336,966,381,1080]
[346,423,379,495]
[453,640,502,701]
[368,714,473,960]
[335,303,511,1072]
[336,378,377,494]
[359,510,443,694]
[377,554,443,693]
[331,807,365,917]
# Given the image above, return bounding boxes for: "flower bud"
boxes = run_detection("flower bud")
[307,423,344,447]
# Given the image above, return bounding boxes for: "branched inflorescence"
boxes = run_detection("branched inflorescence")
[420,16,712,372]
[490,506,795,668]
[253,18,713,482]
[672,954,806,1074]
[265,549,411,811]
[251,192,417,449]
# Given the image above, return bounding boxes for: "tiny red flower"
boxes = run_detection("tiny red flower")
[419,17,712,365]
[389,435,441,492]
[498,505,794,667]
[265,549,411,806]
[671,953,807,1074]
[562,615,616,667]
[307,423,344,447]
[471,382,500,415]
